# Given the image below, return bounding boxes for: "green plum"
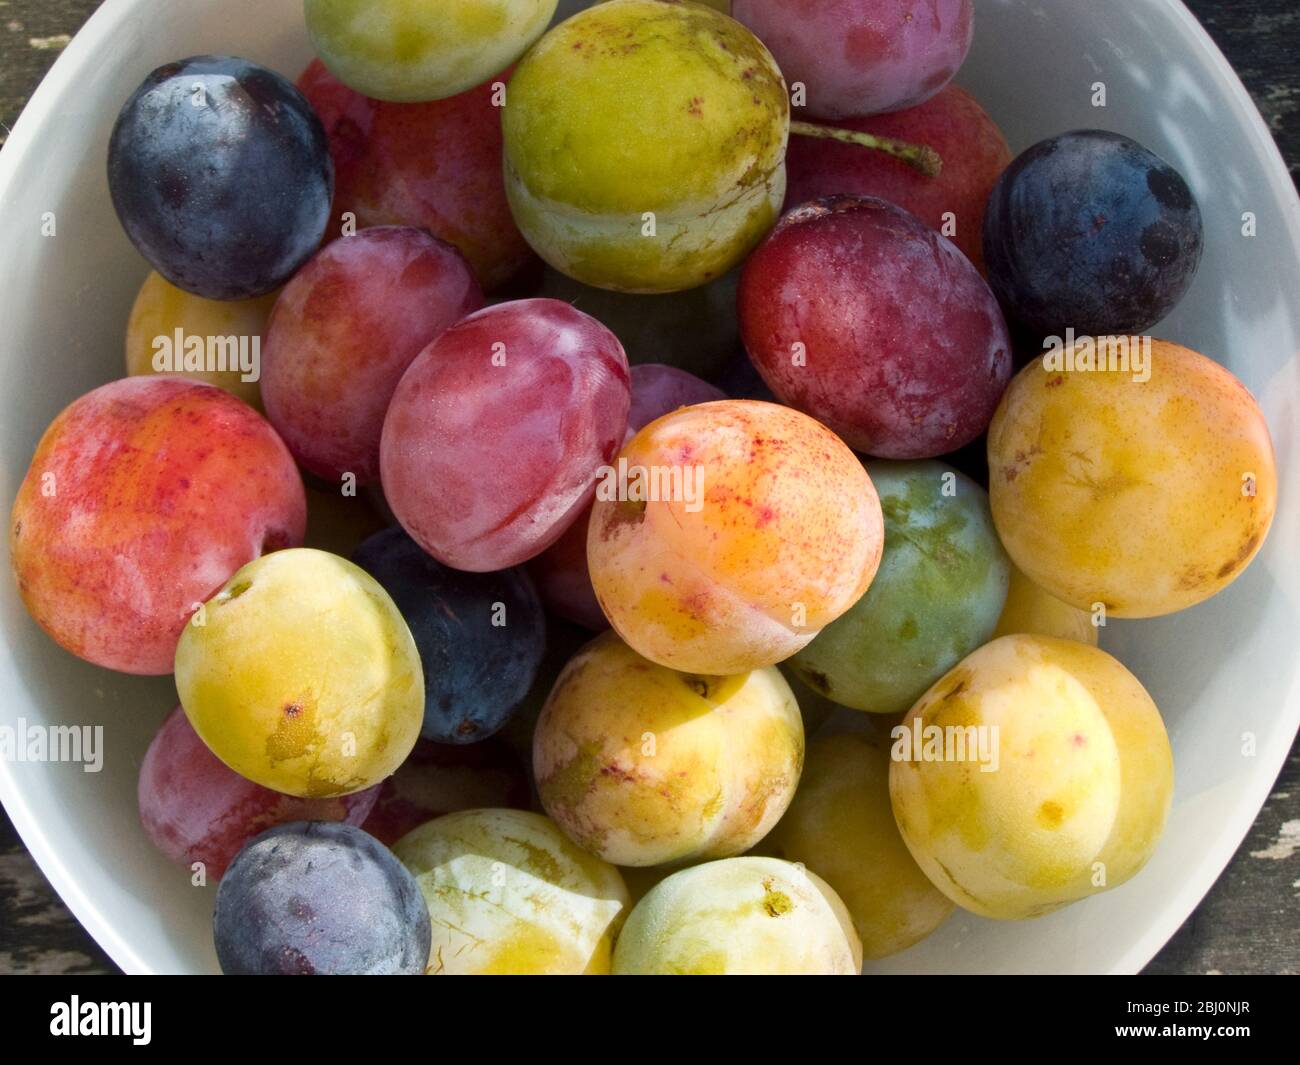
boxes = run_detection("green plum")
[305,0,558,102]
[790,461,1009,715]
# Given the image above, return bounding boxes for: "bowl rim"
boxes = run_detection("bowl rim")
[1,0,1298,976]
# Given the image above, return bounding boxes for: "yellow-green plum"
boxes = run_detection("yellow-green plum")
[393,808,629,974]
[305,0,558,102]
[588,400,883,675]
[988,338,1277,617]
[612,856,862,974]
[503,0,788,293]
[889,635,1174,920]
[759,733,953,959]
[175,548,423,797]
[992,563,1099,646]
[534,631,803,866]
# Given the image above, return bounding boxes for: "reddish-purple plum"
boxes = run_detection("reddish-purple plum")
[380,299,630,571]
[297,59,535,291]
[785,85,1011,270]
[733,0,973,119]
[138,706,378,879]
[739,196,1011,458]
[262,226,483,485]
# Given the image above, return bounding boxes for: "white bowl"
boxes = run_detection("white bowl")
[1,0,1297,975]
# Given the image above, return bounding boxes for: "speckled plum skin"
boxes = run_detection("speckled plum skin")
[351,527,546,744]
[380,299,630,571]
[262,227,483,485]
[785,85,1011,270]
[739,196,1012,458]
[138,706,379,879]
[890,635,1174,920]
[108,56,332,300]
[733,0,973,118]
[982,130,1204,337]
[394,809,630,974]
[789,460,1009,715]
[9,377,306,674]
[214,822,431,975]
[528,364,725,630]
[988,339,1276,617]
[588,400,884,674]
[359,737,531,846]
[297,60,535,291]
[612,857,862,975]
[534,631,804,866]
[503,0,789,293]
[759,732,953,959]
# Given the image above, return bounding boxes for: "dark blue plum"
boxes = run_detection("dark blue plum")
[108,56,332,300]
[352,527,546,745]
[982,130,1203,338]
[213,822,430,975]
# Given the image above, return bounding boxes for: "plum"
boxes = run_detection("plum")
[393,808,629,974]
[262,226,483,485]
[124,271,275,410]
[785,85,1011,270]
[305,0,557,103]
[108,56,332,300]
[10,377,305,674]
[733,0,973,118]
[138,706,379,879]
[380,299,630,571]
[983,130,1204,337]
[360,737,531,846]
[588,399,883,674]
[174,548,424,797]
[739,195,1012,458]
[992,563,1099,646]
[612,856,862,974]
[534,631,804,866]
[296,59,535,291]
[789,460,1009,715]
[988,338,1276,617]
[351,527,546,744]
[890,635,1174,919]
[503,0,789,293]
[759,733,953,958]
[214,822,430,975]
[527,363,725,630]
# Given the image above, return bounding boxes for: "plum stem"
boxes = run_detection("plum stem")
[789,120,943,178]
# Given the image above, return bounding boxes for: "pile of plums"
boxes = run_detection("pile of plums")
[9,0,1274,975]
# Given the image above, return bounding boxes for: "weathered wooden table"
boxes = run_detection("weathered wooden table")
[1,0,1297,974]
